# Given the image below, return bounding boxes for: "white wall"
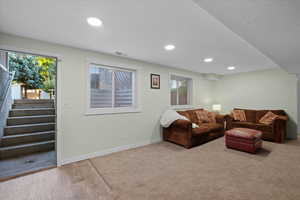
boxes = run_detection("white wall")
[298,77,300,133]
[11,84,21,99]
[215,69,298,139]
[0,33,215,164]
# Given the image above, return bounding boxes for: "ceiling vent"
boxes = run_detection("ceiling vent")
[115,51,127,57]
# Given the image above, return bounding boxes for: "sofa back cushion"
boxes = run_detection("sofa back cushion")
[207,112,217,123]
[194,109,217,124]
[177,110,192,121]
[189,109,205,123]
[177,109,203,124]
[195,109,210,123]
[234,108,257,123]
[256,110,286,123]
[178,109,217,124]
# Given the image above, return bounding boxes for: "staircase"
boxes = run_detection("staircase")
[0,99,55,160]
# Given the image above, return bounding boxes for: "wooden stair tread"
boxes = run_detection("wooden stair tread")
[14,99,54,102]
[5,122,55,128]
[11,108,55,111]
[2,131,55,139]
[8,115,56,119]
[2,100,56,164]
[0,140,55,151]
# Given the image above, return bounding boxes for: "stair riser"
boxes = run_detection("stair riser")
[4,124,55,135]
[9,109,55,117]
[7,116,55,126]
[14,100,54,104]
[1,133,55,147]
[13,104,54,109]
[0,143,55,159]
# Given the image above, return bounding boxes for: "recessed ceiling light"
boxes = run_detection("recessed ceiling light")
[227,66,236,70]
[87,17,103,27]
[204,58,214,63]
[164,44,175,51]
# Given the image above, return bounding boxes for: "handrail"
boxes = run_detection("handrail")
[0,64,7,72]
[0,71,15,113]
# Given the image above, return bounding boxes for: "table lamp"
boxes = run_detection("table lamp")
[212,104,221,113]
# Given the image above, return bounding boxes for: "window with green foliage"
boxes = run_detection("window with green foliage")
[8,52,56,98]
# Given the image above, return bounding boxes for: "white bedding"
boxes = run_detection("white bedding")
[160,110,189,128]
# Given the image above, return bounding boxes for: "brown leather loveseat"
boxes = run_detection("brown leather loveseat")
[163,109,226,148]
[226,108,288,143]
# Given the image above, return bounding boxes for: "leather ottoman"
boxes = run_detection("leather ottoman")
[225,128,262,153]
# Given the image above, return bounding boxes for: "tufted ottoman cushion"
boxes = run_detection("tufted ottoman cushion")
[225,128,262,153]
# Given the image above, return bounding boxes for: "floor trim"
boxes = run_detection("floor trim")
[61,138,162,166]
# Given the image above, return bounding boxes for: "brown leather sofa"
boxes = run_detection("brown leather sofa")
[163,109,225,148]
[225,108,288,143]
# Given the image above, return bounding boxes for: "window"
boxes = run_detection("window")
[170,75,192,106]
[88,63,138,114]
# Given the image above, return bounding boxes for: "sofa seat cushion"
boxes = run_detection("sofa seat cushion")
[232,121,272,133]
[192,123,223,135]
[192,127,210,135]
[255,123,273,133]
[232,121,257,129]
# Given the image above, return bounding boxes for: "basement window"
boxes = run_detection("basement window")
[87,63,139,115]
[170,74,193,107]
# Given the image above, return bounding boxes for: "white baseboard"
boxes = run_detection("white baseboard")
[60,138,162,166]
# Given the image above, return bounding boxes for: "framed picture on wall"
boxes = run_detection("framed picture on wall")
[151,74,160,89]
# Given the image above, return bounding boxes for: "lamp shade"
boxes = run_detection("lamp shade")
[212,104,221,111]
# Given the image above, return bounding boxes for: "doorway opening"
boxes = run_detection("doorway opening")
[0,49,57,180]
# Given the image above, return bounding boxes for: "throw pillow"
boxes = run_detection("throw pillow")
[259,111,278,125]
[195,110,210,123]
[232,110,247,121]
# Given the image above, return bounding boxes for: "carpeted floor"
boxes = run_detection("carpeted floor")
[0,160,115,200]
[1,137,300,200]
[90,137,300,200]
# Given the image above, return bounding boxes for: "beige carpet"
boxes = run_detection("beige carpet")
[0,160,115,200]
[90,137,300,200]
[1,137,300,200]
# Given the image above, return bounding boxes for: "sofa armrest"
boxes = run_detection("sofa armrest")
[215,114,226,124]
[276,115,288,121]
[272,117,288,143]
[171,119,192,129]
[163,119,193,148]
[224,114,234,130]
